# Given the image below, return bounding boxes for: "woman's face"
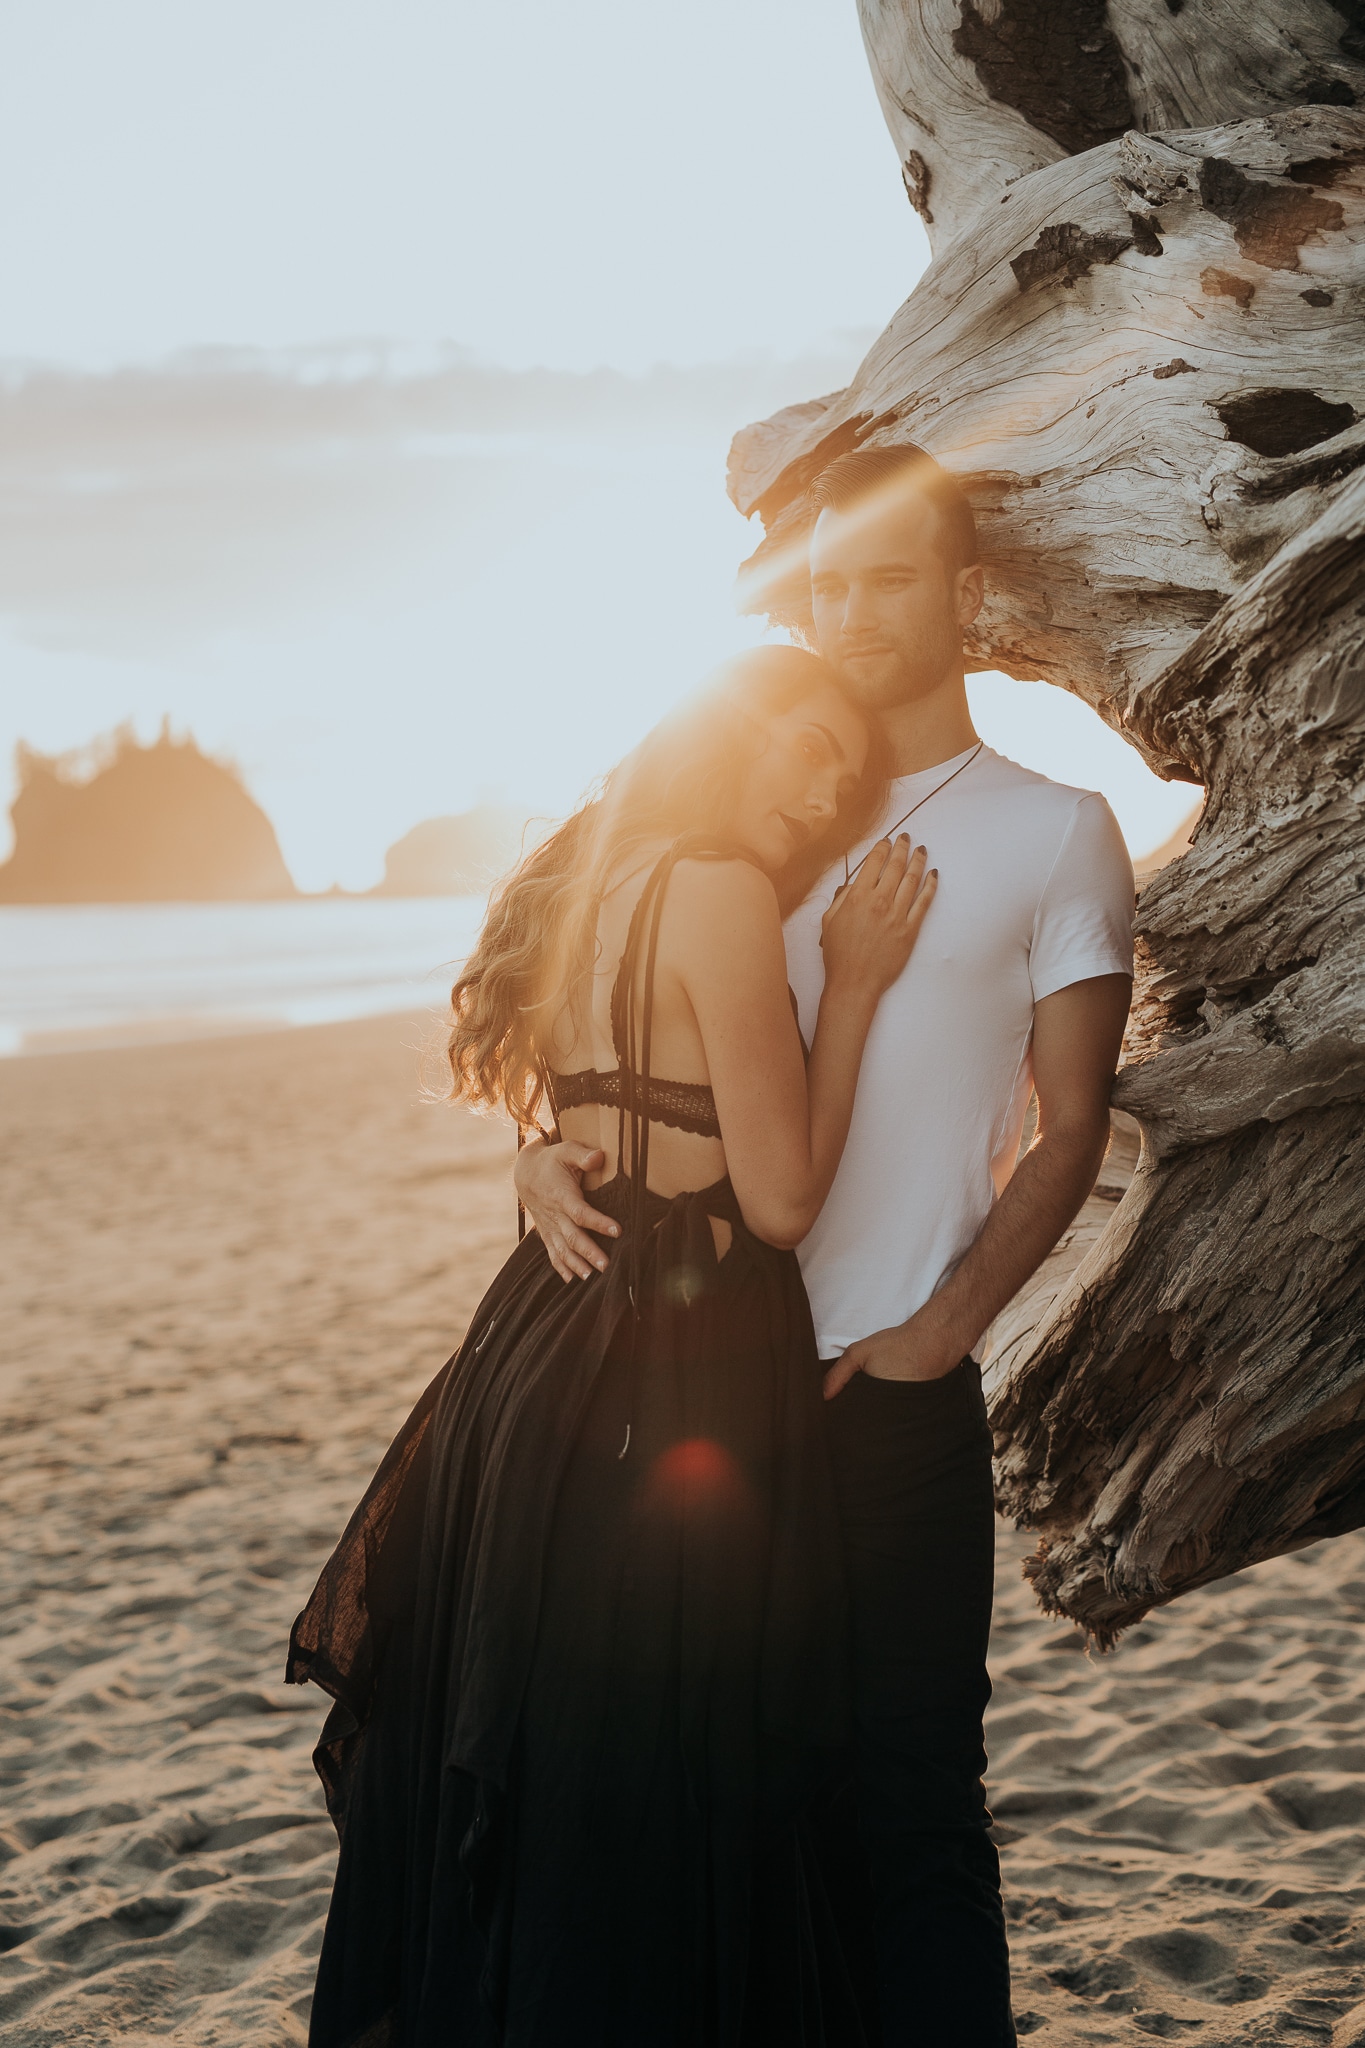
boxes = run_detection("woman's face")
[732,684,870,874]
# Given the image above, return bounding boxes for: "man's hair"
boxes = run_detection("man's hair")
[808,444,980,578]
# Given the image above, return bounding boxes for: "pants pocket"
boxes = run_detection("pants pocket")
[858,1357,973,1399]
[852,1359,991,1455]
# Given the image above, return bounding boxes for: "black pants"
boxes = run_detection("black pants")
[824,1360,1015,2047]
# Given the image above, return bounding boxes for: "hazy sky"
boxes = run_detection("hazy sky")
[0,2,1195,889]
[1,0,922,370]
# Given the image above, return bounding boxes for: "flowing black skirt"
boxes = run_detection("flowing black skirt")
[287,1173,869,2047]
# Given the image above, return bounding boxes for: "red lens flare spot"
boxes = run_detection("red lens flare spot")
[646,1437,747,1513]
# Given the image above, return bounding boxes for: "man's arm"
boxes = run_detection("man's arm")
[515,1135,620,1283]
[823,972,1132,1396]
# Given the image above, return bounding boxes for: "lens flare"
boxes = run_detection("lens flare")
[645,1436,749,1516]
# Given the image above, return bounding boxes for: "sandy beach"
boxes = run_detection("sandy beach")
[3,1013,1364,2046]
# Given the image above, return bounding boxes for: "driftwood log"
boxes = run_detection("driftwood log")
[730,3,1365,1642]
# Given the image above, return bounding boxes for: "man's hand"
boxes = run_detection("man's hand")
[514,1134,620,1282]
[822,1309,963,1399]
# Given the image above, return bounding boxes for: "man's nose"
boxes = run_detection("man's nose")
[841,584,878,635]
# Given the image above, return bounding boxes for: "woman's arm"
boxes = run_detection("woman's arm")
[669,840,933,1247]
[514,841,935,1272]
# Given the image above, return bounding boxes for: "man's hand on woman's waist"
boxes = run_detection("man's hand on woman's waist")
[514,1135,620,1283]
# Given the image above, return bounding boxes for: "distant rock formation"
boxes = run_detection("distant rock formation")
[372,806,535,897]
[1134,802,1203,881]
[0,724,296,903]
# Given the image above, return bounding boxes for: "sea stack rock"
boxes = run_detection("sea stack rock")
[373,807,532,896]
[0,725,297,903]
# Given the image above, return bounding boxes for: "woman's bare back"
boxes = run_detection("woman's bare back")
[524,830,933,1272]
[548,848,733,1202]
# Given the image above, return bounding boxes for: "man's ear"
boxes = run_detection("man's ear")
[956,563,985,629]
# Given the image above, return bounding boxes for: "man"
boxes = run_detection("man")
[515,445,1134,2043]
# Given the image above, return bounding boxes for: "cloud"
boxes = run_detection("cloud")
[0,343,871,656]
[0,339,881,887]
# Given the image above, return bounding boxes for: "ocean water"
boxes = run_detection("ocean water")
[0,897,487,1057]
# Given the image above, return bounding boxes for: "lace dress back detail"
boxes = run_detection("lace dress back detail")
[547,1063,720,1139]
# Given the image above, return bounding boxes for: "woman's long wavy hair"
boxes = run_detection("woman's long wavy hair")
[447,645,892,1131]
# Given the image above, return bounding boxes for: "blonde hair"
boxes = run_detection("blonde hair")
[447,645,891,1130]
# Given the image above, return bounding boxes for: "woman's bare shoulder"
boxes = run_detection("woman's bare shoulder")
[664,857,783,969]
[668,855,780,919]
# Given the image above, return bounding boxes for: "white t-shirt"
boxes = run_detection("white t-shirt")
[783,745,1135,1360]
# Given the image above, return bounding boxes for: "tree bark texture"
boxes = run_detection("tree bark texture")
[731,6,1365,1641]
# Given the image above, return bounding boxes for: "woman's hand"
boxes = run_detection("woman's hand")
[819,835,937,1002]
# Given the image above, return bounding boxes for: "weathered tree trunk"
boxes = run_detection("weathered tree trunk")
[730,4,1365,1641]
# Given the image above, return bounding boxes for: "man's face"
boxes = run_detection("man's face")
[808,491,982,711]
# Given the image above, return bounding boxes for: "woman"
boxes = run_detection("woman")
[288,645,938,2047]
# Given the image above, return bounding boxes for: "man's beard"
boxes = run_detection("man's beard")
[845,660,920,710]
[835,624,960,711]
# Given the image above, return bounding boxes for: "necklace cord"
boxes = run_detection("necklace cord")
[843,740,985,887]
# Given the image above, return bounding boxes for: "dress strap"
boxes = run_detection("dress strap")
[609,835,763,1185]
[610,869,654,1203]
[609,836,763,1459]
[619,854,672,1341]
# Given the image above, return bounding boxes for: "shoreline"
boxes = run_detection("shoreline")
[0,896,484,1060]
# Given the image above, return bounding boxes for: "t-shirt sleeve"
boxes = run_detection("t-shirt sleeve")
[1029,793,1135,1003]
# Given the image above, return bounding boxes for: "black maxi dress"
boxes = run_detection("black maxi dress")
[287,844,870,2048]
